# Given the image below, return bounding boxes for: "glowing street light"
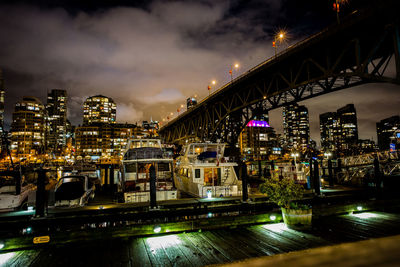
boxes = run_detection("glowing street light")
[273,30,287,56]
[208,80,217,96]
[229,63,240,82]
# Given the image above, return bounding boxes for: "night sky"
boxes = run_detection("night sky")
[0,0,399,144]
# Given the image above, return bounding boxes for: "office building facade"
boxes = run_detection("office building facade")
[376,115,400,150]
[10,97,47,158]
[83,95,116,125]
[46,89,67,154]
[283,104,310,152]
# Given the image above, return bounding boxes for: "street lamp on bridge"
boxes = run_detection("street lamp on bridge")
[273,30,287,56]
[208,80,217,96]
[229,63,240,82]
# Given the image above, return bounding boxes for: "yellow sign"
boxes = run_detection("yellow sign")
[33,236,50,244]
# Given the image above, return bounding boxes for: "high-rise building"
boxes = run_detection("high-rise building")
[319,104,359,154]
[75,123,137,158]
[337,104,358,151]
[239,116,279,160]
[283,104,310,152]
[10,97,47,158]
[83,95,116,125]
[46,89,67,154]
[376,115,400,150]
[319,112,341,152]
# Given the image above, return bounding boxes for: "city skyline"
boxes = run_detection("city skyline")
[0,0,399,144]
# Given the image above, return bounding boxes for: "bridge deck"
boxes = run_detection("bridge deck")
[3,210,400,266]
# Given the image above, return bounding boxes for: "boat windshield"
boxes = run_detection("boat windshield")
[187,144,224,157]
[129,139,161,149]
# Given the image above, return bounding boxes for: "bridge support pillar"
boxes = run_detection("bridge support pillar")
[313,160,321,196]
[150,165,157,209]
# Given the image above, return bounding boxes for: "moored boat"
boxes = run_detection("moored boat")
[174,143,242,198]
[120,139,177,203]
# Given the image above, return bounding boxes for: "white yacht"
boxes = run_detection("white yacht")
[120,139,177,203]
[174,143,241,198]
[0,175,34,211]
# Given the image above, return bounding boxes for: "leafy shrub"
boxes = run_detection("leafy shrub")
[259,176,305,209]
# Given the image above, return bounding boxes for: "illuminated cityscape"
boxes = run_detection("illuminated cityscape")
[0,0,400,266]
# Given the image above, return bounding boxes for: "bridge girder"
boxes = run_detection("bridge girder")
[160,1,400,145]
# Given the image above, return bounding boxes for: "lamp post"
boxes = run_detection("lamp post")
[273,31,285,56]
[291,152,299,172]
[229,63,239,82]
[208,80,216,96]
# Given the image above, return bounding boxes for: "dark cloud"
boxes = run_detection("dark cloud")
[0,0,399,147]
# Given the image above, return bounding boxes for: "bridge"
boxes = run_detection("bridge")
[159,0,400,145]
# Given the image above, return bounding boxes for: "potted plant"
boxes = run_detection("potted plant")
[259,176,312,230]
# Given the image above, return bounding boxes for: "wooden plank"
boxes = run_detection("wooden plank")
[2,251,37,267]
[256,224,331,249]
[153,234,192,267]
[143,235,172,266]
[212,229,265,258]
[231,227,284,255]
[129,238,151,267]
[197,231,248,261]
[249,226,302,252]
[217,228,275,256]
[184,232,229,264]
[176,233,222,266]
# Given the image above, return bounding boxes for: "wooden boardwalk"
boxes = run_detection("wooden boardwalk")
[3,211,400,267]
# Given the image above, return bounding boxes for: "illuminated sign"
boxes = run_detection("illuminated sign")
[246,120,270,127]
[397,132,400,138]
[33,236,50,244]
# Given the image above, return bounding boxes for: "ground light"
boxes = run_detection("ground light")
[0,252,15,265]
[207,190,212,199]
[269,215,277,221]
[147,235,181,251]
[357,206,363,211]
[0,243,4,249]
[262,223,288,233]
[350,212,380,219]
[153,225,161,233]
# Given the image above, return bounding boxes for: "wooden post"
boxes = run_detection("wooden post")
[373,157,382,197]
[35,168,46,217]
[241,162,248,202]
[150,165,157,209]
[313,160,320,196]
[328,159,334,187]
[309,159,313,190]
[336,158,342,184]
